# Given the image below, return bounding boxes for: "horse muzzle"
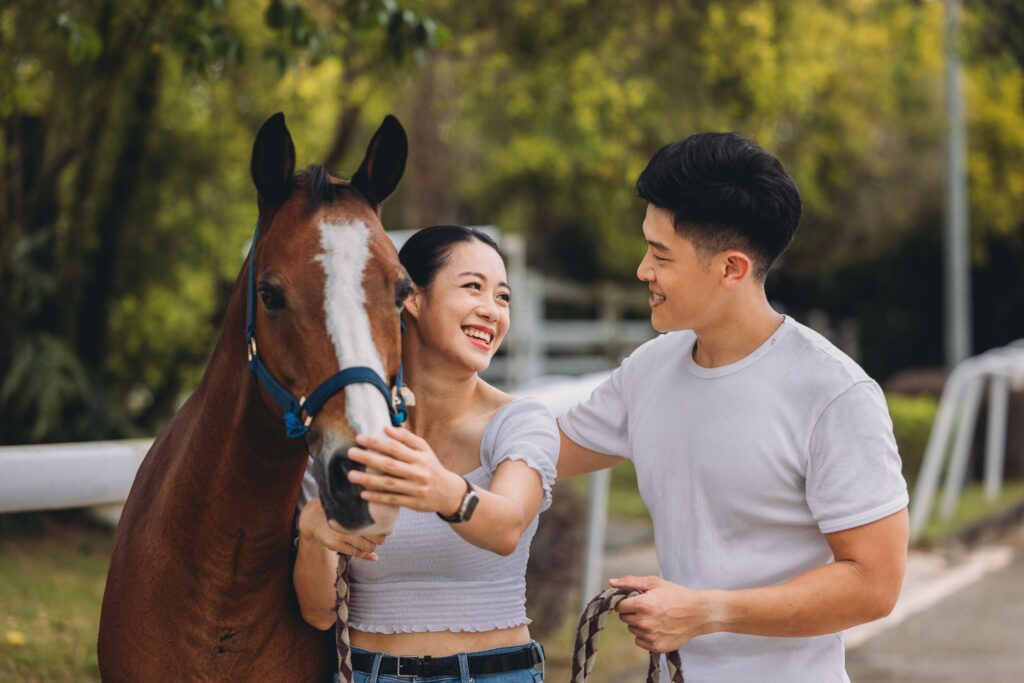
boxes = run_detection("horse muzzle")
[312,445,398,534]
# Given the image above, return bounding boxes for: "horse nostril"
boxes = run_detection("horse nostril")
[314,447,374,530]
[327,449,364,494]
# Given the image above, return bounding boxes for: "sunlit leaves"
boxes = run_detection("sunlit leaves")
[55,13,102,64]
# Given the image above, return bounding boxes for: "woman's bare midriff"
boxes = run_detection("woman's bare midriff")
[351,624,531,657]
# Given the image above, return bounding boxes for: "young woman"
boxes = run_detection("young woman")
[293,225,557,683]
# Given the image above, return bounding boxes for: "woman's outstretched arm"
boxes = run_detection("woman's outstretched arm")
[346,426,545,556]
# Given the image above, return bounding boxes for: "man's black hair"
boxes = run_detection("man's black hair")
[635,132,802,280]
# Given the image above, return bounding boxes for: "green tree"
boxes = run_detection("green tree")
[0,0,442,444]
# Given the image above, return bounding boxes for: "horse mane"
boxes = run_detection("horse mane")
[298,164,367,213]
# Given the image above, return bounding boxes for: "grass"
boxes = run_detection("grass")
[607,461,652,522]
[538,597,653,682]
[916,481,1024,546]
[0,511,113,682]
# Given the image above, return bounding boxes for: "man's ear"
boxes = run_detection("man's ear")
[720,251,752,288]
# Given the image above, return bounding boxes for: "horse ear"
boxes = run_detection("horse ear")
[351,115,407,208]
[251,112,296,208]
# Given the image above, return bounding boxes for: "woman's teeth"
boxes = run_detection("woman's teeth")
[463,327,493,345]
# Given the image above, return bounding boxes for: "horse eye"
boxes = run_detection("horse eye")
[258,284,286,311]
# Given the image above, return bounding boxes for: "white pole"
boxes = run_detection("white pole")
[940,377,983,519]
[580,468,611,614]
[944,0,972,368]
[910,365,965,539]
[984,375,1009,501]
[503,232,528,388]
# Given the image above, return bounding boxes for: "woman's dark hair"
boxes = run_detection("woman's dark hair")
[635,132,802,280]
[399,225,504,288]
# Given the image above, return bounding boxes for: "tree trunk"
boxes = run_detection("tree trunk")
[75,53,163,369]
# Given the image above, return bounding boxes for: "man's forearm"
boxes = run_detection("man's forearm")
[705,559,898,638]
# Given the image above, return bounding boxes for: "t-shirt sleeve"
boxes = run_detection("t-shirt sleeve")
[806,381,909,534]
[557,355,634,459]
[483,399,559,513]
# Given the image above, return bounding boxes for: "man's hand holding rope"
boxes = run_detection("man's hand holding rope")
[611,575,716,654]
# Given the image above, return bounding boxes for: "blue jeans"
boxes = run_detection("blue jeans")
[333,641,545,682]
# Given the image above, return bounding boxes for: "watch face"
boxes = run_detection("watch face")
[461,490,480,521]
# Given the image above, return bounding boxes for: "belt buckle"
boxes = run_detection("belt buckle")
[396,656,418,678]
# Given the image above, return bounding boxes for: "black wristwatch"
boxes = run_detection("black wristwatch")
[437,476,479,524]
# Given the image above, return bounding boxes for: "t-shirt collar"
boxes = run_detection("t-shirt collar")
[682,315,791,379]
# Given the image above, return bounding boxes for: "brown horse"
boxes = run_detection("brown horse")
[98,113,411,681]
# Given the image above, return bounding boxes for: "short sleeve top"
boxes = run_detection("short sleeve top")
[297,397,558,633]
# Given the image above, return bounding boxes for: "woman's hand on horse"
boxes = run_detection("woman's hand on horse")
[346,426,466,516]
[298,498,387,560]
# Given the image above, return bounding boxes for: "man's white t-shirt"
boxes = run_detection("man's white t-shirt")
[559,316,908,683]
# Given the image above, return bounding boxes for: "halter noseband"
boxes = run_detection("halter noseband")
[244,221,409,439]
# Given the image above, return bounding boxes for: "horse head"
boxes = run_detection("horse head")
[249,112,411,535]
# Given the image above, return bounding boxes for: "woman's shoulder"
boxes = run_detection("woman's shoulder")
[482,396,558,458]
[475,380,553,421]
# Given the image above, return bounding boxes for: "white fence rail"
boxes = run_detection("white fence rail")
[909,340,1024,542]
[0,439,152,514]
[0,376,619,515]
[0,374,619,608]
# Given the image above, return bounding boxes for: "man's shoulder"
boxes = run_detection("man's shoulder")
[776,317,873,393]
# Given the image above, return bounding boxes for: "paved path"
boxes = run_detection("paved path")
[598,522,1024,682]
[846,525,1024,683]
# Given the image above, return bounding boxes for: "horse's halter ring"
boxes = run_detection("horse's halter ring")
[244,221,410,439]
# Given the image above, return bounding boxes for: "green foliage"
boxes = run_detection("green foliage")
[2,0,1022,445]
[608,461,650,522]
[917,481,1024,546]
[1,335,89,443]
[887,393,940,484]
[0,0,444,445]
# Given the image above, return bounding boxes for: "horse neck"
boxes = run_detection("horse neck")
[167,270,309,585]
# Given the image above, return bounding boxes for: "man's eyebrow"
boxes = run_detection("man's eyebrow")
[646,240,671,253]
[458,271,511,290]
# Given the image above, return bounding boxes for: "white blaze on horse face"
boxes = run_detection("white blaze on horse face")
[317,219,399,533]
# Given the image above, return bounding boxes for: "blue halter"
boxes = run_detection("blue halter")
[245,221,408,439]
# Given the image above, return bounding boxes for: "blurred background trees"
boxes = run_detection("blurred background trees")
[2,0,1023,446]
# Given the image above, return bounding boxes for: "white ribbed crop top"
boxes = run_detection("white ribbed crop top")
[296,397,559,633]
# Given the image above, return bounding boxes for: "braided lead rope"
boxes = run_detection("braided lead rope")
[335,553,353,682]
[571,587,684,683]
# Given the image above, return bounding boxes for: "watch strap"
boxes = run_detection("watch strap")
[437,476,478,523]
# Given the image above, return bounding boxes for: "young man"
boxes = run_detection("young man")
[557,133,909,682]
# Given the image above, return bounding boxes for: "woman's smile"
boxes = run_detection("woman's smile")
[462,324,495,349]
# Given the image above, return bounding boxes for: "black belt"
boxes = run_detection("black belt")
[352,642,542,678]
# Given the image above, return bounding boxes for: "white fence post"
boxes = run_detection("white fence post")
[581,468,612,613]
[984,375,1009,501]
[910,341,1024,541]
[939,378,983,519]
